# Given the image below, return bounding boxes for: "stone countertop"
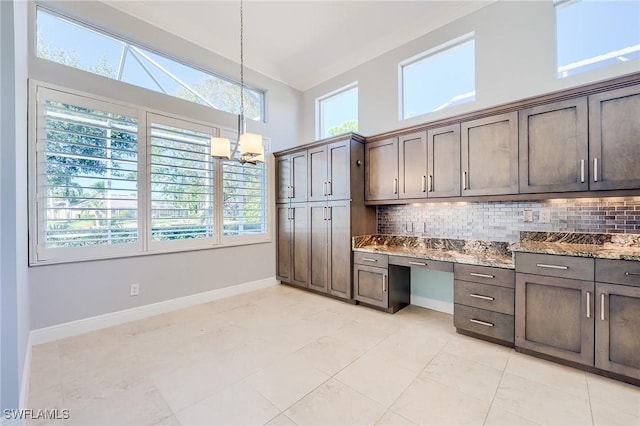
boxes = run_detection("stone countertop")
[352,235,515,269]
[512,232,640,261]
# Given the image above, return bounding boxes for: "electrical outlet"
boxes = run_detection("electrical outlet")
[539,208,551,223]
[523,209,534,222]
[130,283,140,296]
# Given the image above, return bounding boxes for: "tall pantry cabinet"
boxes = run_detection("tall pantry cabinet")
[275,134,376,301]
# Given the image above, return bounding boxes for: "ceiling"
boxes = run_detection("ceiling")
[103,1,493,91]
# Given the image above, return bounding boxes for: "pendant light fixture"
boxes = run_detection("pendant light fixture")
[211,0,264,163]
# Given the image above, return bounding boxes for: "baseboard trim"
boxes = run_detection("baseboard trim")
[30,277,278,346]
[410,295,453,315]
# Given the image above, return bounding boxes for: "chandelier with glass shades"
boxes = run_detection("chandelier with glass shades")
[210,0,264,164]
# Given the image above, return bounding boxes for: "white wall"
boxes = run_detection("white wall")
[300,0,640,144]
[27,0,301,329]
[1,0,30,413]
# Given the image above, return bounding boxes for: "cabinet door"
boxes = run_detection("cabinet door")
[327,140,351,200]
[290,204,309,288]
[308,202,328,293]
[519,98,588,193]
[595,282,640,380]
[275,156,291,204]
[276,205,292,281]
[462,112,518,196]
[327,201,351,299]
[365,138,398,200]
[589,85,640,191]
[428,124,461,198]
[515,273,595,366]
[308,146,328,202]
[354,264,388,308]
[398,132,428,199]
[290,150,308,202]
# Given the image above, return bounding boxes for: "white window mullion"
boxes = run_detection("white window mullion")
[138,111,149,253]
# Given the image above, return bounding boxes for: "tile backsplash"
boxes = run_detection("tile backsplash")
[377,197,640,243]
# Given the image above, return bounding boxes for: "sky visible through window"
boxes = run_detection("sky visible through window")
[402,38,475,119]
[319,85,358,139]
[556,0,640,78]
[36,8,264,121]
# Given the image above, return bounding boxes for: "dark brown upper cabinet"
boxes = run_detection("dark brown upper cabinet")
[398,132,428,199]
[589,84,640,191]
[365,137,399,201]
[462,112,519,196]
[519,98,589,194]
[308,139,353,202]
[275,150,307,203]
[427,124,461,198]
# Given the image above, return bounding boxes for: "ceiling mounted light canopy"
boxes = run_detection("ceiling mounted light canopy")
[211,0,264,164]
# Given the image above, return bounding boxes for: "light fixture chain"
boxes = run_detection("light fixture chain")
[240,0,244,120]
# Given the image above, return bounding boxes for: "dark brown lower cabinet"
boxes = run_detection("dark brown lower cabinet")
[516,255,640,382]
[276,203,308,288]
[515,273,595,366]
[353,264,388,308]
[595,282,640,380]
[309,201,353,299]
[353,255,410,313]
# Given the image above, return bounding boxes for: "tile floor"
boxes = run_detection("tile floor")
[28,284,640,426]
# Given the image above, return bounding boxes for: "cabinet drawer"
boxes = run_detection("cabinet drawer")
[454,280,514,315]
[515,252,594,281]
[353,251,388,268]
[454,264,515,288]
[388,255,453,272]
[454,304,514,343]
[596,259,640,288]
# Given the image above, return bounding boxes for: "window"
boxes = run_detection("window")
[35,87,139,261]
[221,129,268,238]
[317,83,358,139]
[149,115,215,246]
[555,0,640,78]
[36,7,265,121]
[400,33,475,119]
[31,84,269,264]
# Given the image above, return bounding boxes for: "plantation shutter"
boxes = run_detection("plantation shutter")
[221,129,268,237]
[35,87,139,259]
[148,114,216,246]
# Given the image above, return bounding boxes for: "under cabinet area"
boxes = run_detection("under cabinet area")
[454,264,515,345]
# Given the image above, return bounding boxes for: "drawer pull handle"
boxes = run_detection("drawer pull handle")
[470,319,494,327]
[536,263,569,270]
[421,175,426,193]
[470,272,495,279]
[600,293,605,321]
[361,258,378,262]
[408,261,427,266]
[469,293,494,301]
[586,291,591,319]
[625,272,640,277]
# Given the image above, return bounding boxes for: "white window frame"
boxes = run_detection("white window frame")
[29,81,271,265]
[315,82,358,140]
[399,32,475,120]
